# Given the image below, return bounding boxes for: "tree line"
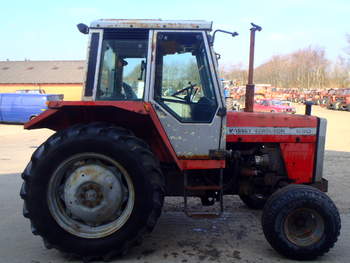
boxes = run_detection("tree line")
[221,35,350,90]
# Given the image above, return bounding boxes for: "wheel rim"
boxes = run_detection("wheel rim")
[284,208,325,247]
[47,153,135,239]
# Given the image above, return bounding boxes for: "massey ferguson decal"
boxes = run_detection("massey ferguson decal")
[227,127,317,136]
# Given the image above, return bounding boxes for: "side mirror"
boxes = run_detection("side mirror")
[77,23,89,34]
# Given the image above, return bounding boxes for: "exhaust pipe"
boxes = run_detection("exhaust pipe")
[305,101,313,115]
[245,23,262,112]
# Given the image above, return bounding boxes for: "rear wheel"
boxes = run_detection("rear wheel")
[262,184,340,260]
[20,123,164,261]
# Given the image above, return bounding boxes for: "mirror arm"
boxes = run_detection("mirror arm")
[210,29,238,46]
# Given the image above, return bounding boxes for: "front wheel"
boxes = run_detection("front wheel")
[262,184,341,260]
[20,123,164,260]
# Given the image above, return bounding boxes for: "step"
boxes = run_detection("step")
[183,169,224,219]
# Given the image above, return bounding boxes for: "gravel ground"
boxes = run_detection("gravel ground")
[0,105,349,263]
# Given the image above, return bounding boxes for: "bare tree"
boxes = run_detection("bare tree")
[221,63,247,86]
[253,46,329,90]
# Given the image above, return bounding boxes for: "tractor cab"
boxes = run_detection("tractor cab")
[82,20,226,158]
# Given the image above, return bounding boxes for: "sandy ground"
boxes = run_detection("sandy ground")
[0,105,349,263]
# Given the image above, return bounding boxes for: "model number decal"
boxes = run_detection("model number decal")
[227,127,317,135]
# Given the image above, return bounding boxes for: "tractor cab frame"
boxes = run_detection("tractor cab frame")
[83,20,226,161]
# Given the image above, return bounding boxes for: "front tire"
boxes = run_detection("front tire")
[262,184,340,260]
[20,123,164,260]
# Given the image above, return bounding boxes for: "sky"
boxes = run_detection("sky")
[0,0,349,69]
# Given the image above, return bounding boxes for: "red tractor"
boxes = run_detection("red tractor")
[326,88,350,110]
[20,20,340,261]
[336,88,350,111]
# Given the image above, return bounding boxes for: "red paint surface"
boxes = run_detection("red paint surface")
[48,100,149,114]
[280,143,315,183]
[24,108,58,129]
[179,160,225,170]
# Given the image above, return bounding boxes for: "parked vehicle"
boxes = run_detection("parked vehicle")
[336,89,350,111]
[0,93,63,123]
[254,99,296,113]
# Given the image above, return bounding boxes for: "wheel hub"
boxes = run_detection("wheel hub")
[284,208,325,247]
[48,153,135,238]
[64,164,125,225]
[78,182,104,208]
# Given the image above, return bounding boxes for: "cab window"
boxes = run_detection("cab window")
[154,32,217,122]
[96,30,148,100]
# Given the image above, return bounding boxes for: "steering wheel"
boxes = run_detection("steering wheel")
[171,82,198,103]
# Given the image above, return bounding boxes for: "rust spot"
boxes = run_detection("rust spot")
[143,103,150,112]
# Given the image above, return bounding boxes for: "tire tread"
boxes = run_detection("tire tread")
[262,184,341,260]
[21,122,164,260]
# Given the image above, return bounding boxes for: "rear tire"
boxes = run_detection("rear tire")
[20,123,164,260]
[262,184,340,260]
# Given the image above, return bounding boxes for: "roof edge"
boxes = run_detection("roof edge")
[90,19,213,30]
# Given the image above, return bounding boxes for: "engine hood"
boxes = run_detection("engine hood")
[226,111,318,143]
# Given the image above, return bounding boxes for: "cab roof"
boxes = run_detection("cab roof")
[90,19,213,30]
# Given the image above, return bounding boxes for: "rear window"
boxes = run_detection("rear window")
[47,95,64,101]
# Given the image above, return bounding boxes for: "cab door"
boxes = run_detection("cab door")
[148,30,225,158]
